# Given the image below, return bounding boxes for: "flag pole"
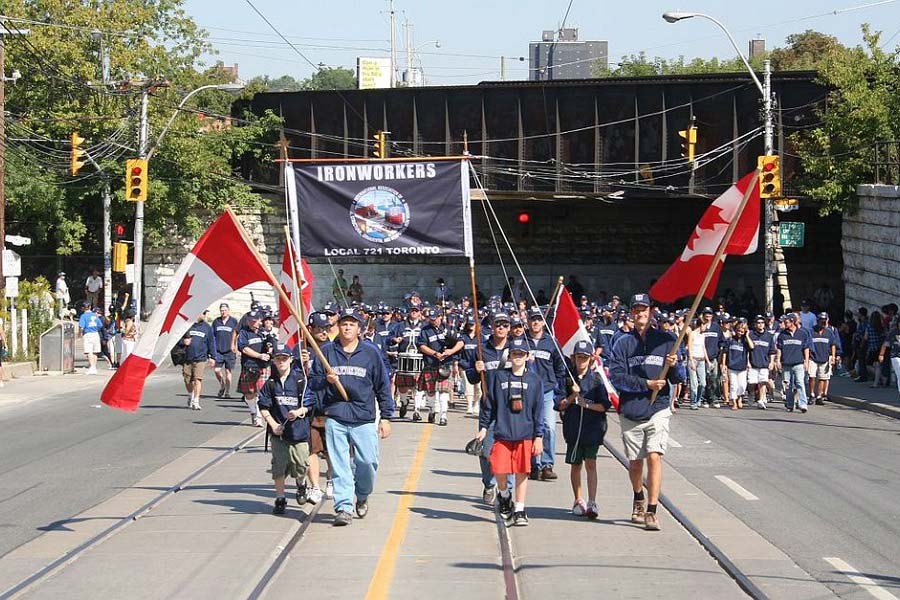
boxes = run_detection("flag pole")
[543,275,565,321]
[651,168,761,404]
[283,226,309,364]
[468,257,488,402]
[225,207,349,401]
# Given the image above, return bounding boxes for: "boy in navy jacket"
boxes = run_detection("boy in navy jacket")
[559,340,610,520]
[258,343,311,515]
[476,337,544,526]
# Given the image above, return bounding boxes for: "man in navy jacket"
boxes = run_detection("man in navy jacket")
[181,311,216,411]
[609,294,683,532]
[309,308,393,527]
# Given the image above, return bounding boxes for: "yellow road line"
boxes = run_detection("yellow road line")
[364,424,434,600]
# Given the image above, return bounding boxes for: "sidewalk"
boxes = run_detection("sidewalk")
[825,374,900,419]
[1,406,778,599]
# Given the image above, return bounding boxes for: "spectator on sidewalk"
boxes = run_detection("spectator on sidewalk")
[869,311,887,387]
[332,269,348,304]
[120,312,138,363]
[84,269,102,309]
[55,272,70,318]
[878,317,900,400]
[77,303,103,375]
[347,275,364,304]
[853,308,871,382]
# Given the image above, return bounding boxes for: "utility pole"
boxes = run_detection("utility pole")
[0,27,27,292]
[761,58,788,314]
[133,87,150,321]
[500,56,506,81]
[404,18,412,86]
[389,0,396,88]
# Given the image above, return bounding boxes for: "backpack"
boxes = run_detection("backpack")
[170,342,188,366]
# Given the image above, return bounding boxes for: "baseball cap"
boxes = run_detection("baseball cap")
[491,311,511,325]
[630,293,651,308]
[754,314,766,322]
[508,337,529,354]
[817,312,829,320]
[510,315,524,327]
[424,307,441,319]
[247,310,261,320]
[572,339,594,356]
[308,312,330,329]
[527,307,544,320]
[219,303,229,309]
[337,308,365,324]
[322,302,338,316]
[409,304,422,312]
[701,306,714,315]
[273,343,293,357]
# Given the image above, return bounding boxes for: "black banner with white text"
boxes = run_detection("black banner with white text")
[287,160,472,258]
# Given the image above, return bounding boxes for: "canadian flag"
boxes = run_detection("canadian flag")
[101,211,269,412]
[650,171,760,303]
[551,287,620,411]
[278,240,314,346]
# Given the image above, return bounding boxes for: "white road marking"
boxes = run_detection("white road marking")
[668,438,683,448]
[823,557,900,600]
[714,475,759,501]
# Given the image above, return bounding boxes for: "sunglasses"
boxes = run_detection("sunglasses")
[493,323,510,328]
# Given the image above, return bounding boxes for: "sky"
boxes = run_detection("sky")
[181,0,900,85]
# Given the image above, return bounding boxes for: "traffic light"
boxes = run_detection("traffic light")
[678,126,697,162]
[516,211,532,237]
[114,223,126,239]
[70,132,86,176]
[758,155,781,198]
[373,131,388,159]
[125,158,148,202]
[113,242,128,272]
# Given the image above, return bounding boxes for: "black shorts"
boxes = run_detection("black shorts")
[215,352,236,370]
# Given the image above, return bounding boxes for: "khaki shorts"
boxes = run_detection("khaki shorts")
[182,361,207,385]
[620,409,671,461]
[270,437,309,480]
[811,361,831,380]
[83,332,101,354]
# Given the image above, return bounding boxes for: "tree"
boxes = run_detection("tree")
[770,30,846,71]
[790,25,897,214]
[2,0,280,261]
[597,52,763,78]
[301,67,357,90]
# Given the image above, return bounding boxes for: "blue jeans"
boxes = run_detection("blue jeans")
[531,391,556,469]
[784,364,808,410]
[690,360,707,407]
[325,419,379,514]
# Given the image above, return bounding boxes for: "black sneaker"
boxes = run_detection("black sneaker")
[428,411,436,424]
[296,484,308,506]
[356,498,369,519]
[412,411,422,422]
[482,486,496,505]
[438,416,448,426]
[512,511,529,526]
[398,402,408,419]
[497,493,513,518]
[273,497,287,515]
[800,407,808,414]
[529,467,540,481]
[333,511,353,526]
[815,396,825,406]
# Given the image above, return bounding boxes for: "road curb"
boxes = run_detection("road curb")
[826,392,900,420]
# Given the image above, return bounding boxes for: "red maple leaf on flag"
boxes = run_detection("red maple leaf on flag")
[161,273,195,334]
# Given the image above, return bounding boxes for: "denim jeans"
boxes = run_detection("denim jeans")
[784,364,808,409]
[325,419,379,514]
[531,391,556,469]
[690,360,707,407]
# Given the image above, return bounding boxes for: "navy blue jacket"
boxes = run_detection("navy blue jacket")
[724,335,751,371]
[479,367,545,441]
[258,367,310,442]
[609,328,685,422]
[183,321,215,363]
[777,328,810,366]
[560,366,610,447]
[237,328,268,370]
[592,321,616,353]
[465,336,509,386]
[309,339,394,424]
[748,330,776,368]
[417,322,451,368]
[524,332,566,401]
[809,326,837,363]
[702,323,724,359]
[212,316,239,357]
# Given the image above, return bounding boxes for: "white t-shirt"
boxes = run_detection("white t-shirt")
[56,277,70,301]
[85,276,103,293]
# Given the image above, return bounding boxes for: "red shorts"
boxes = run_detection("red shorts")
[489,439,534,475]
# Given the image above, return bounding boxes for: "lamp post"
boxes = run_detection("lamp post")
[132,82,245,320]
[663,11,776,313]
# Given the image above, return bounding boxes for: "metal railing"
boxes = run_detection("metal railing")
[874,140,900,185]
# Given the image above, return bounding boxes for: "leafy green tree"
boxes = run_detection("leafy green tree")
[300,67,357,90]
[770,30,846,71]
[2,0,280,260]
[790,25,896,214]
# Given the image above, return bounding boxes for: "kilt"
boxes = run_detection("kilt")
[417,367,452,395]
[395,373,418,389]
[238,367,269,395]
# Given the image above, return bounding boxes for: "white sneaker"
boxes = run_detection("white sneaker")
[86,367,97,375]
[325,480,334,499]
[572,499,587,516]
[307,487,324,505]
[191,401,202,410]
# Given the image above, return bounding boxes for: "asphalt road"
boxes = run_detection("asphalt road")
[0,367,251,558]
[666,400,900,599]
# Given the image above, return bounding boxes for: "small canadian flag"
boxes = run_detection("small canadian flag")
[278,240,314,347]
[650,171,760,303]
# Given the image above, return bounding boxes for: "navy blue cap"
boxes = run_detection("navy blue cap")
[491,311,511,324]
[817,312,829,320]
[527,307,544,320]
[601,303,614,312]
[337,308,365,324]
[572,339,594,355]
[273,343,293,357]
[754,314,766,322]
[510,315,524,327]
[247,310,261,320]
[322,302,338,316]
[408,304,422,312]
[308,312,330,328]
[424,307,442,319]
[720,313,734,322]
[701,306,714,315]
[508,337,529,353]
[630,293,651,308]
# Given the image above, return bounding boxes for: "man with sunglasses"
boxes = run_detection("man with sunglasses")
[524,307,566,482]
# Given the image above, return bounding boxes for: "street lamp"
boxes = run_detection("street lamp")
[663,10,777,313]
[132,82,245,321]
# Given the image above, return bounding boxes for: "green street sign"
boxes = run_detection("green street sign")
[778,221,805,248]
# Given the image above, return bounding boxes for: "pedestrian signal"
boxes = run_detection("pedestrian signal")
[757,155,781,198]
[125,159,148,202]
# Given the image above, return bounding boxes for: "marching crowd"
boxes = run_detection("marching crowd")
[73,279,900,530]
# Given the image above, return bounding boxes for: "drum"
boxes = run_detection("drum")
[397,351,423,376]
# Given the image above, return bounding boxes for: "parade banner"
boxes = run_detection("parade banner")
[288,160,473,258]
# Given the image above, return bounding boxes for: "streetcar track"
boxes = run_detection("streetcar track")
[0,428,265,600]
[492,506,521,600]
